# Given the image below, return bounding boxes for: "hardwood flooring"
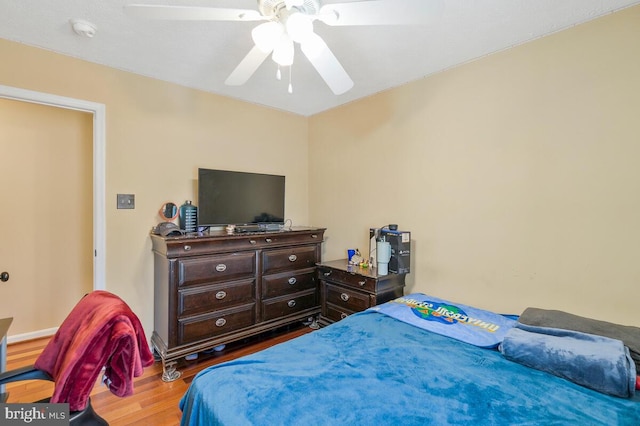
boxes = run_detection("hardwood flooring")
[4,325,314,425]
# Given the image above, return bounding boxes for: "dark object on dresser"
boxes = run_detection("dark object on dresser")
[150,227,325,381]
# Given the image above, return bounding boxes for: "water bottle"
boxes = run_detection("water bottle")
[376,241,392,275]
[179,200,197,232]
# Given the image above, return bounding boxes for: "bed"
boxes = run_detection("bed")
[180,294,640,425]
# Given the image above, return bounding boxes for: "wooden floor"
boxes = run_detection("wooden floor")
[4,325,314,425]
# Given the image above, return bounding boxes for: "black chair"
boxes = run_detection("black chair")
[1,365,106,425]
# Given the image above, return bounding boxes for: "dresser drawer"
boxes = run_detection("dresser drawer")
[178,304,256,345]
[262,269,316,299]
[325,283,372,313]
[157,229,324,258]
[262,290,318,321]
[318,267,376,292]
[165,237,263,257]
[324,302,356,323]
[178,279,255,317]
[262,246,318,275]
[178,252,256,286]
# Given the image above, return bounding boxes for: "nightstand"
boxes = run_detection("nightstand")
[317,259,406,326]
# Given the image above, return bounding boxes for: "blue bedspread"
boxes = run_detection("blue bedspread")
[180,311,640,426]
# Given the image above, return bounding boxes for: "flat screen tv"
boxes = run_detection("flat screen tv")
[197,168,285,227]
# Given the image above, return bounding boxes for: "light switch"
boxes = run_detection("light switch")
[117,194,135,209]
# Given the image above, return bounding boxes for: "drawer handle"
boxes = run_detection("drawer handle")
[311,234,318,239]
[183,245,191,251]
[265,238,273,243]
[249,240,257,245]
[215,264,227,272]
[323,271,332,277]
[340,312,348,319]
[358,280,366,287]
[215,291,226,300]
[287,300,296,308]
[288,277,297,285]
[288,254,297,262]
[215,318,227,327]
[340,293,350,302]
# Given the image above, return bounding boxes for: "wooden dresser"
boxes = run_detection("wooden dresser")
[317,259,405,326]
[150,227,325,381]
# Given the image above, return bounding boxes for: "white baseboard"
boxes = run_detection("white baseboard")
[7,327,58,344]
[6,328,154,356]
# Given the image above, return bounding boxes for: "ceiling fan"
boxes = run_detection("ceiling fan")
[125,0,438,95]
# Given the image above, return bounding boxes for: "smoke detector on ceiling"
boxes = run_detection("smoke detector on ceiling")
[70,19,97,38]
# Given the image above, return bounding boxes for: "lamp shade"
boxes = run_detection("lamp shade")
[252,22,284,53]
[286,12,313,43]
[272,33,294,66]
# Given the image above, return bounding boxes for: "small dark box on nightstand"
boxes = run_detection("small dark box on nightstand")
[380,229,411,274]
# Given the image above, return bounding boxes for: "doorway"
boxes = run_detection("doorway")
[0,85,105,342]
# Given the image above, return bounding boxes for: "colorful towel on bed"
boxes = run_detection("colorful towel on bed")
[370,293,516,348]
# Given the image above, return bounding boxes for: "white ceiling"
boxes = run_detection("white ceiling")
[1,0,639,116]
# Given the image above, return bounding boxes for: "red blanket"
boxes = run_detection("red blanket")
[34,291,154,411]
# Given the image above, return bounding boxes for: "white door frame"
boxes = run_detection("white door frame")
[0,85,106,290]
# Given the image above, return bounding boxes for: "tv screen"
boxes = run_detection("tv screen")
[197,168,285,227]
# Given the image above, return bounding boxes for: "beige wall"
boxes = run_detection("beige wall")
[1,4,638,339]
[310,5,640,326]
[0,39,310,339]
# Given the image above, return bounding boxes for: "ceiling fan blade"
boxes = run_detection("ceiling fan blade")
[318,0,441,26]
[225,45,272,86]
[300,33,353,95]
[124,4,264,21]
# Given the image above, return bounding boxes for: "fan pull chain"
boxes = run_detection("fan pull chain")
[288,66,293,94]
[276,65,282,81]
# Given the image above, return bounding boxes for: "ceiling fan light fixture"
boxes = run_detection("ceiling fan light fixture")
[285,11,313,43]
[316,9,339,26]
[284,0,305,11]
[272,33,294,66]
[251,21,283,53]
